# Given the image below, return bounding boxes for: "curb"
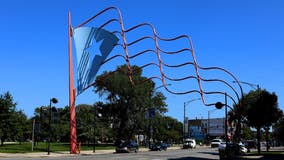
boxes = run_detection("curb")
[0,147,183,158]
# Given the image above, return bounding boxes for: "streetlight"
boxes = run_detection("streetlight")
[232,81,259,90]
[183,98,201,140]
[153,84,171,94]
[48,98,58,155]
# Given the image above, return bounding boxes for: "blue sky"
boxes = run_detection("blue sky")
[1,0,284,122]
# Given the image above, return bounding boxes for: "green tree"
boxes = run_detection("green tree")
[272,116,284,145]
[33,106,50,143]
[12,110,30,144]
[32,106,70,143]
[153,116,182,144]
[244,89,282,154]
[56,106,71,142]
[241,126,254,140]
[94,65,167,141]
[76,104,94,146]
[76,103,115,144]
[0,92,17,146]
[93,102,114,143]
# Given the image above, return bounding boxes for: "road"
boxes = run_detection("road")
[0,147,220,160]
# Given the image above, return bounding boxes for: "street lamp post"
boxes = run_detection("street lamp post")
[225,93,228,146]
[31,118,35,151]
[183,98,201,140]
[47,98,58,155]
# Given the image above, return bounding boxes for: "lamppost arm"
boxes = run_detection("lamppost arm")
[183,98,201,140]
[184,98,201,106]
[233,81,259,90]
[154,83,171,92]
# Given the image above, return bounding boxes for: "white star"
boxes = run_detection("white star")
[85,38,104,61]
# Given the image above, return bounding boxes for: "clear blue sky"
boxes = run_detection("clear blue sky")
[1,0,284,122]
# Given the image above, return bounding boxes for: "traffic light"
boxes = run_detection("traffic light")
[215,102,223,109]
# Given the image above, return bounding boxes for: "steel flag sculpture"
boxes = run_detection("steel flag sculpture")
[68,6,244,154]
[73,27,119,95]
[68,14,120,154]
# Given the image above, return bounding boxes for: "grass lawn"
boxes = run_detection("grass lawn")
[246,150,284,160]
[0,142,115,153]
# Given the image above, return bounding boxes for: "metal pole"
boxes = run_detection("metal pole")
[68,11,77,154]
[149,108,153,147]
[93,107,96,153]
[225,93,228,146]
[31,118,35,151]
[183,102,186,141]
[150,115,153,144]
[183,98,201,140]
[208,111,210,139]
[48,100,51,155]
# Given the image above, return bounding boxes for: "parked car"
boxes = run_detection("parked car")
[211,139,223,148]
[149,142,168,151]
[183,138,196,149]
[244,140,257,149]
[239,142,248,154]
[115,140,139,153]
[218,142,248,160]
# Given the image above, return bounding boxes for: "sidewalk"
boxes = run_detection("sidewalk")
[0,146,181,158]
[2,146,281,159]
[0,150,116,158]
[0,150,113,158]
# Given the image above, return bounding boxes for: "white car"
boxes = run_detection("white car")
[183,138,196,149]
[218,142,248,159]
[238,142,248,154]
[211,139,223,148]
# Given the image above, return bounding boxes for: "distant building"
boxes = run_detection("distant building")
[207,118,225,137]
[188,119,206,141]
[187,117,226,140]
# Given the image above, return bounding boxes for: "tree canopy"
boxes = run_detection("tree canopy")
[94,65,167,141]
[244,89,282,128]
[243,89,283,154]
[0,92,30,146]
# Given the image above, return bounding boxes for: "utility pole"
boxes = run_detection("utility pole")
[183,102,186,140]
[225,93,228,146]
[31,118,35,151]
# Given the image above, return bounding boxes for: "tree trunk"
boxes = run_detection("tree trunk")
[234,114,241,143]
[257,127,261,155]
[0,137,4,146]
[265,126,269,152]
[118,107,128,140]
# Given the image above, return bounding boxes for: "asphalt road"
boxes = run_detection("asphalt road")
[0,147,220,160]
